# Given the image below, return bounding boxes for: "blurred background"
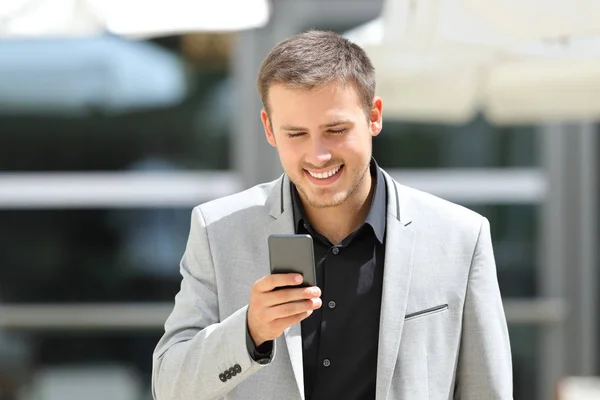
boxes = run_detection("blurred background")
[0,0,599,399]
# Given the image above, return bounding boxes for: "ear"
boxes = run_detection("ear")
[369,96,383,137]
[261,109,277,147]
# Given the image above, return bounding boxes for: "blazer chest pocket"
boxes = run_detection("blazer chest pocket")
[405,304,448,321]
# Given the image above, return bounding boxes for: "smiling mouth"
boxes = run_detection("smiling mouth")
[305,165,343,179]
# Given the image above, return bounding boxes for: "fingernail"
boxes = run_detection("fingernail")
[295,275,303,283]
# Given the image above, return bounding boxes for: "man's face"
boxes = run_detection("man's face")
[261,82,382,209]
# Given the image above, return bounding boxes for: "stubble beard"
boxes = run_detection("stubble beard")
[296,161,371,209]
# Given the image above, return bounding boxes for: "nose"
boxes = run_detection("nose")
[306,136,332,167]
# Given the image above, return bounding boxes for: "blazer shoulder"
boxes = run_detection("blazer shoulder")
[398,182,485,231]
[195,179,279,225]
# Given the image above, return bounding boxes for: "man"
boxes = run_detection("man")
[152,30,513,400]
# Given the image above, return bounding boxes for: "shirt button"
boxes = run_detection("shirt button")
[331,247,340,255]
[328,301,336,309]
[323,359,331,367]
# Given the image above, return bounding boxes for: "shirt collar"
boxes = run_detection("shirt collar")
[291,158,387,243]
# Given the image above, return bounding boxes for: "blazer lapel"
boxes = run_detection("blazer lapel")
[265,174,305,399]
[376,172,416,400]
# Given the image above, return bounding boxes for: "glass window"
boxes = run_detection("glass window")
[510,325,540,400]
[0,330,161,399]
[374,116,538,169]
[467,204,539,298]
[0,208,191,303]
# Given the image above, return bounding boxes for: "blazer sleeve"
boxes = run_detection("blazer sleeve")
[454,217,513,399]
[152,207,274,400]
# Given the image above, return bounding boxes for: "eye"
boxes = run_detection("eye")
[287,132,306,138]
[329,128,347,135]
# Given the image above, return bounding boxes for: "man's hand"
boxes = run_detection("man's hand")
[248,274,322,347]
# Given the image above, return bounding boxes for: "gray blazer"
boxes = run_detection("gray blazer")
[152,169,513,400]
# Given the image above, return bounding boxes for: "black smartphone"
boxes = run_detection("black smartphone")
[268,234,317,288]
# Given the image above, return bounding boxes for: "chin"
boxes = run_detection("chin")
[305,190,348,209]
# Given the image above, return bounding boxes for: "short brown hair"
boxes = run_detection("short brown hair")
[257,30,375,118]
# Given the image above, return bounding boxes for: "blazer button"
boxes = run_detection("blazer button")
[224,370,232,380]
[229,367,237,376]
[219,373,227,382]
[234,364,242,373]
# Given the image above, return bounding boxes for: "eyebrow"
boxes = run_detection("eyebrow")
[280,119,353,131]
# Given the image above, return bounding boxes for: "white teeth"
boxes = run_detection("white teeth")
[308,165,341,179]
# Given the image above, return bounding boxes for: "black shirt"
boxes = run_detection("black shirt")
[246,159,387,400]
[294,160,387,400]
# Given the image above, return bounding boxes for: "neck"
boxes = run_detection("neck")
[302,173,374,244]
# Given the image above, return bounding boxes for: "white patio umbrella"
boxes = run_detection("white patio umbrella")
[344,0,600,125]
[483,38,600,124]
[0,0,271,39]
[439,0,600,46]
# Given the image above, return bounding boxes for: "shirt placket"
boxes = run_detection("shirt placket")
[314,244,344,387]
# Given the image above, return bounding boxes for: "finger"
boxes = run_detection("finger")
[266,298,322,320]
[261,286,321,307]
[254,273,303,293]
[273,310,314,331]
